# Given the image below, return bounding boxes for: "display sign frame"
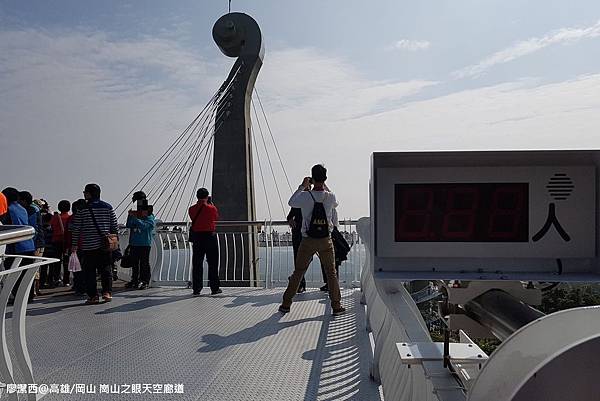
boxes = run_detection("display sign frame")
[370,150,600,281]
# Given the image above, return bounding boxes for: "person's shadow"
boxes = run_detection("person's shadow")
[222,289,326,309]
[95,293,192,315]
[198,312,325,353]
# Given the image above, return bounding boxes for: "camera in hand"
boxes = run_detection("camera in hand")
[136,199,153,215]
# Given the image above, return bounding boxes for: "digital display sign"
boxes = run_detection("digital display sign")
[395,183,529,242]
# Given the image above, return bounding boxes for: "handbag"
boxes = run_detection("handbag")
[331,227,351,263]
[120,246,132,268]
[88,206,119,252]
[188,205,206,243]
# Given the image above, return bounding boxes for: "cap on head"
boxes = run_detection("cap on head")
[311,164,327,183]
[34,199,49,210]
[196,188,209,200]
[84,183,101,199]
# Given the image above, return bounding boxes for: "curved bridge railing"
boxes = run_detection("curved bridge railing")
[0,225,59,401]
[117,220,364,289]
[356,218,466,401]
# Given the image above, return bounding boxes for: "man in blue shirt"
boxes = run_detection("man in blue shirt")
[1,187,36,302]
[1,188,35,256]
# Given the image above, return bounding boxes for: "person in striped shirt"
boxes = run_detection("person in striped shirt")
[70,183,118,305]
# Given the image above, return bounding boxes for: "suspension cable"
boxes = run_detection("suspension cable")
[254,87,293,193]
[115,64,241,219]
[251,98,286,216]
[145,103,218,208]
[166,123,216,221]
[146,74,237,202]
[163,114,225,221]
[251,122,272,221]
[183,127,218,221]
[114,94,216,217]
[148,112,214,218]
[157,121,215,220]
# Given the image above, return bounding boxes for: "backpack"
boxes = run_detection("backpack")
[307,192,329,238]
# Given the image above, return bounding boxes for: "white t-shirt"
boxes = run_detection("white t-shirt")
[288,188,338,237]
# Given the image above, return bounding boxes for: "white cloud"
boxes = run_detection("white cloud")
[0,28,226,219]
[263,74,600,218]
[258,48,437,121]
[389,39,431,51]
[2,27,600,220]
[455,20,600,78]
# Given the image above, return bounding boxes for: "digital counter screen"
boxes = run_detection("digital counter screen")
[395,183,529,242]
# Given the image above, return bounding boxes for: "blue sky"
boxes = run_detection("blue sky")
[1,1,600,219]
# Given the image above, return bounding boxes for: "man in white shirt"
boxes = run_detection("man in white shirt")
[279,164,345,316]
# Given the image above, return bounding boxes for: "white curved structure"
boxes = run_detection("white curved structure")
[357,218,465,401]
[0,225,58,401]
[468,305,600,401]
[359,211,600,400]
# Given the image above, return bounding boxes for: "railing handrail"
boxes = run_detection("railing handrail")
[0,225,35,246]
[117,219,364,288]
[151,219,361,228]
[0,254,59,276]
[0,240,59,394]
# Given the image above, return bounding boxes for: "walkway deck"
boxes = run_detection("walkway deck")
[22,287,382,401]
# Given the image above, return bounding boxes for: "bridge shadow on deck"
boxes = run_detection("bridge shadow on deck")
[198,313,324,352]
[23,287,381,401]
[220,289,327,309]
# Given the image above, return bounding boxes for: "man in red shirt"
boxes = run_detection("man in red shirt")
[188,188,221,296]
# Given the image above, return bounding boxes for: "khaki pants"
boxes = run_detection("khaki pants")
[282,237,342,310]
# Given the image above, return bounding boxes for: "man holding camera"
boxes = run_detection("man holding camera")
[125,191,156,290]
[188,188,221,296]
[279,164,345,316]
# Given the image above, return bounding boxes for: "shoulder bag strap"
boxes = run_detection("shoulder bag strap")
[87,206,105,237]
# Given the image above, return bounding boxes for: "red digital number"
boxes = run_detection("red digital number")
[487,187,525,239]
[441,187,479,239]
[397,188,434,240]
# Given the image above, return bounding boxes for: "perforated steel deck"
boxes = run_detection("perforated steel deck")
[23,287,382,401]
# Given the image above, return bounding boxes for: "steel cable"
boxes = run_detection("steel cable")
[114,90,220,218]
[115,64,241,219]
[251,123,272,221]
[254,87,293,193]
[251,98,286,217]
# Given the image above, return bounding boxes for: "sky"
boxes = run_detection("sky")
[1,0,600,221]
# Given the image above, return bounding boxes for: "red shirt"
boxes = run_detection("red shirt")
[50,212,71,243]
[189,201,219,232]
[0,193,7,216]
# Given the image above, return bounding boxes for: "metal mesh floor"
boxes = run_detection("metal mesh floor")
[22,287,383,401]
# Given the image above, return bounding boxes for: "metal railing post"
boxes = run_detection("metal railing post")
[147,220,361,288]
[0,225,59,399]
